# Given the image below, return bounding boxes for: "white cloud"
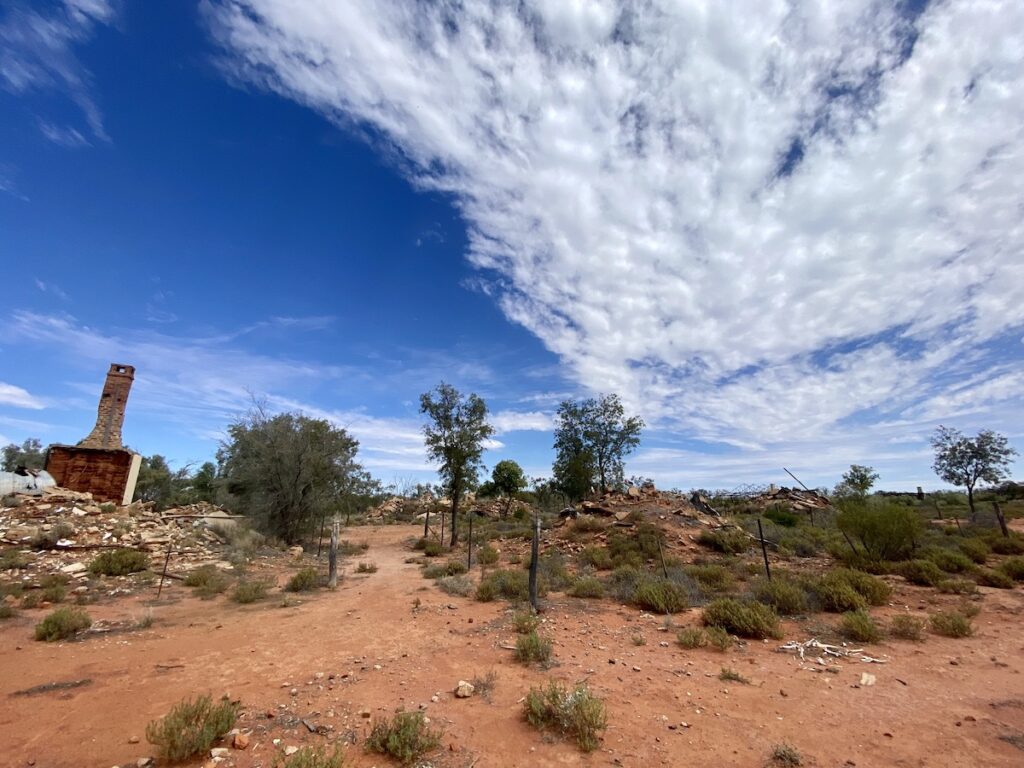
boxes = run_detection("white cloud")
[0,0,115,141]
[0,382,45,410]
[490,410,554,434]
[34,278,69,300]
[205,0,1024,468]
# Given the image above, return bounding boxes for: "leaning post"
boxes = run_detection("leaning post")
[528,514,541,613]
[757,518,772,581]
[328,519,339,588]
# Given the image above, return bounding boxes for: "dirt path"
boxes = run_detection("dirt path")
[2,525,1023,767]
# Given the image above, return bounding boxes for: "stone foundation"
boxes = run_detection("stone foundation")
[45,445,142,504]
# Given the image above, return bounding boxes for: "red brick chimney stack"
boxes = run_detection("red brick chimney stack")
[79,364,135,450]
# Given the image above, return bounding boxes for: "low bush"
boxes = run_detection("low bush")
[145,694,239,762]
[702,598,781,639]
[925,548,975,574]
[0,549,28,570]
[89,549,150,576]
[423,540,444,557]
[684,563,734,593]
[898,559,945,587]
[751,577,808,616]
[34,607,91,641]
[976,568,1014,589]
[632,577,688,614]
[836,501,921,561]
[676,627,707,649]
[764,507,800,527]
[475,569,536,602]
[356,561,378,574]
[515,630,552,663]
[573,516,606,534]
[568,576,605,598]
[719,666,750,684]
[523,681,607,752]
[476,544,499,565]
[889,614,925,641]
[705,625,732,650]
[0,604,14,619]
[929,610,973,638]
[840,609,882,642]
[937,578,978,595]
[338,539,369,556]
[366,710,442,766]
[988,533,1024,555]
[437,574,473,596]
[285,567,322,592]
[512,610,539,634]
[807,569,890,612]
[184,565,231,599]
[777,527,828,558]
[958,538,990,564]
[697,528,749,554]
[231,580,270,604]
[999,556,1024,581]
[578,546,613,570]
[273,745,344,768]
[769,743,803,766]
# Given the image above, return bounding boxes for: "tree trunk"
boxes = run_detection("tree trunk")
[450,488,460,547]
[423,507,430,539]
[528,514,540,612]
[328,520,339,588]
[967,485,976,521]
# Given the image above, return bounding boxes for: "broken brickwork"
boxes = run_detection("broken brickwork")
[80,363,135,449]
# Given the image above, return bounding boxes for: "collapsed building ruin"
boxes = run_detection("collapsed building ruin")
[44,364,142,504]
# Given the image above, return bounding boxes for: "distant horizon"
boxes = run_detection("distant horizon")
[2,1,1022,492]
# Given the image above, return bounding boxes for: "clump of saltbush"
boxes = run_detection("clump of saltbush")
[924,548,975,574]
[807,568,890,612]
[523,681,607,752]
[437,574,473,596]
[898,559,945,587]
[929,610,974,638]
[751,576,808,616]
[976,568,1014,589]
[145,694,239,762]
[578,546,613,570]
[34,606,91,641]
[365,710,442,766]
[889,614,926,641]
[697,528,749,554]
[184,565,232,599]
[1000,556,1024,581]
[684,563,734,593]
[476,569,537,602]
[476,544,499,565]
[515,630,553,663]
[231,579,270,604]
[676,625,731,651]
[89,548,150,576]
[702,598,781,639]
[568,576,605,598]
[356,561,378,574]
[840,609,882,642]
[512,610,539,634]
[274,745,345,768]
[285,567,323,592]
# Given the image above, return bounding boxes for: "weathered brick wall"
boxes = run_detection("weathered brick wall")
[46,446,136,503]
[80,363,135,450]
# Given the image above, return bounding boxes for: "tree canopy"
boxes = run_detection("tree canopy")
[217,406,370,542]
[931,426,1017,518]
[553,394,644,497]
[2,438,44,472]
[491,459,527,517]
[420,383,493,546]
[834,464,879,497]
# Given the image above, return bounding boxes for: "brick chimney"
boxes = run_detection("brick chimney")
[79,364,135,450]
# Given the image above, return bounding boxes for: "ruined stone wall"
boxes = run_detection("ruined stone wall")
[45,446,141,504]
[80,363,135,450]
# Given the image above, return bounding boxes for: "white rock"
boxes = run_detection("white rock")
[454,680,475,698]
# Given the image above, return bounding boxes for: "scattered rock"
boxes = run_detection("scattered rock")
[232,732,250,750]
[454,680,475,698]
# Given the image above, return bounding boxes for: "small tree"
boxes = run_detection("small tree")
[931,426,1018,519]
[2,438,44,472]
[834,464,879,497]
[420,383,493,547]
[553,394,644,495]
[491,459,527,518]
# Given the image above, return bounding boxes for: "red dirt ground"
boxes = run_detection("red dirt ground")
[2,524,1023,768]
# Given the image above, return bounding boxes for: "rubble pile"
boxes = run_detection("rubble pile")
[0,486,242,591]
[751,486,832,511]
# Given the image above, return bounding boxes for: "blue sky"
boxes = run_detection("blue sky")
[1,0,1022,492]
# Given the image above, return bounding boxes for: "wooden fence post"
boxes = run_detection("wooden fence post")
[467,513,474,569]
[993,501,1010,539]
[328,520,339,588]
[757,518,772,581]
[528,515,540,613]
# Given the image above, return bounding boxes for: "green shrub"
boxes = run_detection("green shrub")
[769,743,803,766]
[512,610,539,633]
[578,546,613,570]
[145,695,239,762]
[422,563,446,579]
[958,538,990,564]
[806,569,890,612]
[89,549,150,576]
[764,507,800,527]
[34,607,91,641]
[568,576,605,598]
[523,681,607,752]
[836,501,921,561]
[684,563,734,593]
[0,549,28,570]
[703,598,781,639]
[184,565,232,598]
[719,666,750,684]
[356,561,378,574]
[632,577,688,613]
[338,539,369,555]
[988,534,1024,555]
[274,745,345,768]
[572,515,606,534]
[925,548,975,574]
[937,578,978,595]
[476,544,499,565]
[889,614,925,641]
[286,567,322,592]
[676,627,708,649]
[697,528,749,554]
[751,577,808,616]
[840,609,882,642]
[366,710,442,766]
[231,580,269,604]
[437,575,473,596]
[999,556,1024,581]
[705,625,732,650]
[530,551,573,592]
[0,604,14,619]
[777,527,827,558]
[41,583,66,604]
[976,568,1014,589]
[475,569,536,602]
[423,540,443,557]
[837,569,891,605]
[515,630,553,663]
[898,559,945,587]
[413,537,427,551]
[929,610,973,638]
